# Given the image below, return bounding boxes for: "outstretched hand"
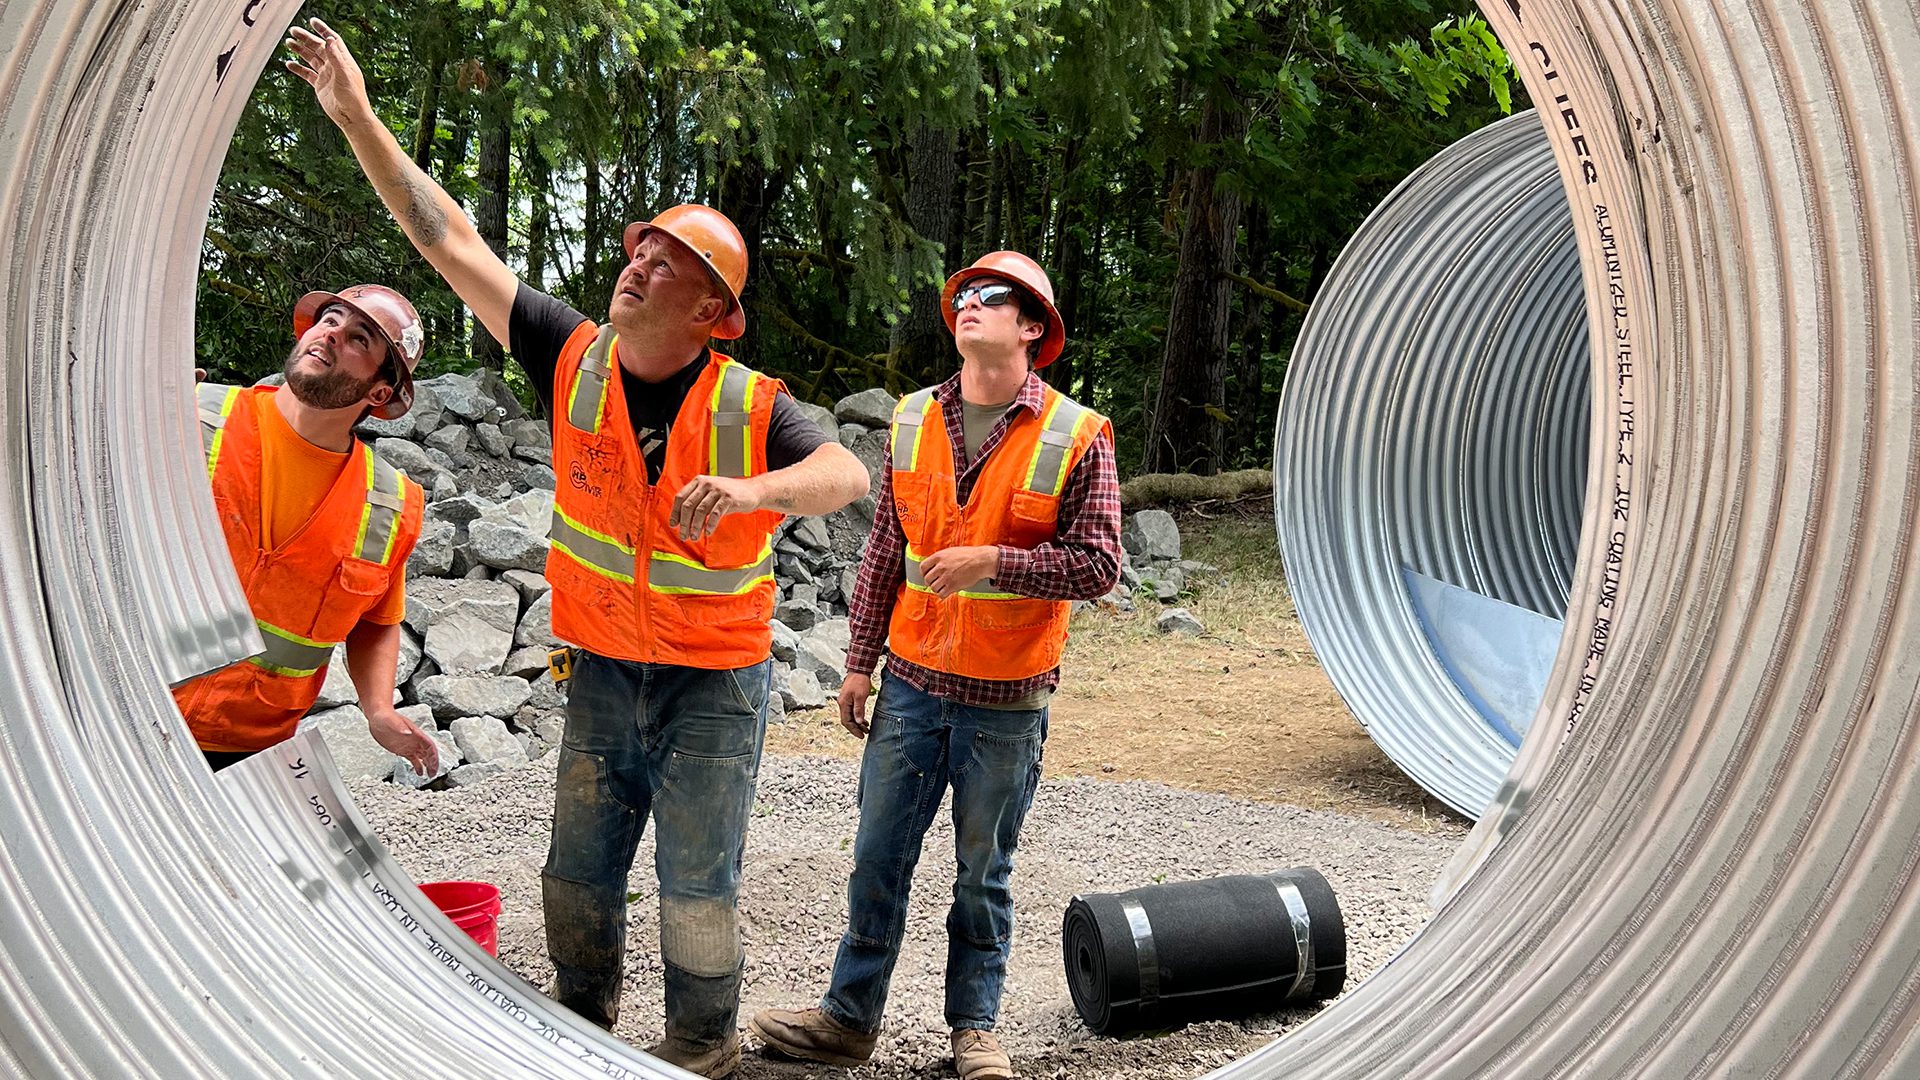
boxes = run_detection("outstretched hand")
[284,18,374,128]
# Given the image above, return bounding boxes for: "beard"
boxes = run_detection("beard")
[282,345,380,411]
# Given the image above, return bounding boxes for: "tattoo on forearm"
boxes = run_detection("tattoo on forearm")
[398,167,449,246]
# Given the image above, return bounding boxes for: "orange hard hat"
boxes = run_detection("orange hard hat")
[292,283,425,419]
[623,204,749,339]
[940,251,1065,367]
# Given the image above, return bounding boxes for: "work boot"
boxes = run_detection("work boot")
[648,1032,741,1079]
[748,1006,878,1066]
[951,1029,1014,1080]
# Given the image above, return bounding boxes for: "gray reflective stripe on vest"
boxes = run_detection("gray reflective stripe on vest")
[901,547,1020,600]
[567,326,617,432]
[1023,395,1090,497]
[709,360,756,478]
[197,383,241,478]
[245,620,337,678]
[549,507,637,584]
[890,388,938,471]
[354,453,407,565]
[647,546,775,595]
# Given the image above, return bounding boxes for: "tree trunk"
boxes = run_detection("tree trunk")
[526,131,552,291]
[889,121,959,384]
[1230,203,1272,461]
[717,155,774,365]
[411,48,445,171]
[1143,89,1247,475]
[1045,139,1085,393]
[472,75,511,370]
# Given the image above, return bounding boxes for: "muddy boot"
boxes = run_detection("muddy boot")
[950,1029,1013,1080]
[749,1006,878,1067]
[649,1032,741,1079]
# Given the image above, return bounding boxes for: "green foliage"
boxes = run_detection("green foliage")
[200,0,1518,473]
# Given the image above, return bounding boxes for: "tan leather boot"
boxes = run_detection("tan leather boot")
[748,1006,878,1067]
[951,1028,1014,1080]
[647,1032,741,1079]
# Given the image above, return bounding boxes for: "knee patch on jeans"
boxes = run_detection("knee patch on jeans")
[660,896,740,977]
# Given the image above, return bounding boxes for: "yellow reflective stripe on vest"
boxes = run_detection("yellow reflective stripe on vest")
[197,383,241,480]
[890,389,938,471]
[1023,395,1090,497]
[567,327,617,433]
[708,359,756,478]
[354,452,407,565]
[902,546,1021,600]
[549,506,637,584]
[245,620,337,678]
[648,544,775,596]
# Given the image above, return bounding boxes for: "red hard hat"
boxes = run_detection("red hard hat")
[623,204,749,340]
[940,251,1066,367]
[292,284,424,419]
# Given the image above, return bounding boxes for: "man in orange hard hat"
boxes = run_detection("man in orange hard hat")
[751,252,1122,1080]
[290,19,870,1076]
[178,284,439,779]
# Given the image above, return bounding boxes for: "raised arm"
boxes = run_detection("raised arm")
[285,18,517,344]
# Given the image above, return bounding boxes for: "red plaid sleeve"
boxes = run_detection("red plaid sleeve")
[843,462,903,678]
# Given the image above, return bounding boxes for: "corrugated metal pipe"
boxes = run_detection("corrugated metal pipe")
[1275,108,1586,819]
[4,0,1920,1077]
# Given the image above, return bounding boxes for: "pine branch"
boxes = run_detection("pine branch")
[1222,271,1310,313]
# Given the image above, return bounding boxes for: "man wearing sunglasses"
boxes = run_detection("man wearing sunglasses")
[751,252,1122,1080]
[288,18,870,1078]
[179,285,438,779]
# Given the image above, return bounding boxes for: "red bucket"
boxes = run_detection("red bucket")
[419,881,502,956]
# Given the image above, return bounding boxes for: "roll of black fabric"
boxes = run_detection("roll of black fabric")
[1061,868,1345,1036]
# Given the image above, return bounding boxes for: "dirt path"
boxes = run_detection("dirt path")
[764,508,1462,832]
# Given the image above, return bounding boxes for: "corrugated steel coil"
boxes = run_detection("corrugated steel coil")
[1275,107,1587,818]
[3,0,1918,1077]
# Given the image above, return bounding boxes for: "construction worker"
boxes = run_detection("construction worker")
[750,252,1122,1080]
[177,284,438,779]
[287,19,870,1077]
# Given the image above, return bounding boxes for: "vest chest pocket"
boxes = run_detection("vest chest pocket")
[891,471,937,547]
[1005,488,1063,549]
[312,557,394,642]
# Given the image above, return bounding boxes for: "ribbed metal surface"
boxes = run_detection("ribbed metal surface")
[1276,108,1587,817]
[5,0,1920,1077]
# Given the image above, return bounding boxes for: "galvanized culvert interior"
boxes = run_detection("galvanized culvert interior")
[5,2,1920,1079]
[1275,108,1587,819]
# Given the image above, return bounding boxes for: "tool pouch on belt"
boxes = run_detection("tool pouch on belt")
[547,646,575,684]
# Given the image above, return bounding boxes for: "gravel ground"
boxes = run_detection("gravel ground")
[351,751,1464,1079]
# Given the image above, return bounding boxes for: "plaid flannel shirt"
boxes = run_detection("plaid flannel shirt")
[844,371,1123,705]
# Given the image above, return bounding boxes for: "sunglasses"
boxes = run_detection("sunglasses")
[950,283,1019,312]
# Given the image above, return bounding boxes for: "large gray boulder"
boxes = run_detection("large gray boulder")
[392,718,459,789]
[848,429,890,488]
[415,674,533,720]
[423,609,513,676]
[777,666,828,711]
[422,372,493,421]
[466,519,548,573]
[503,417,551,451]
[474,422,513,458]
[408,384,447,438]
[499,568,552,605]
[396,624,424,685]
[835,388,898,428]
[794,400,837,440]
[372,437,452,488]
[774,598,820,633]
[527,670,566,712]
[401,578,519,637]
[311,645,358,710]
[515,593,556,647]
[1156,608,1205,636]
[483,488,552,534]
[427,493,491,527]
[304,705,398,781]
[408,517,457,578]
[769,620,801,665]
[501,645,553,681]
[426,425,470,458]
[450,716,529,768]
[1122,509,1182,563]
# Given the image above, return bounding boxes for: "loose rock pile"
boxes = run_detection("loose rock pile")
[297,374,1209,788]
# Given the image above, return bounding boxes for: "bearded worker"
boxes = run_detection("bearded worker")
[179,284,438,779]
[752,252,1122,1080]
[288,18,870,1077]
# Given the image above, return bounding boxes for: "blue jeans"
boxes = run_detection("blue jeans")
[821,676,1047,1033]
[541,649,770,1048]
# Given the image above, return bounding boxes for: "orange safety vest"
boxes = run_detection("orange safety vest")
[173,384,423,752]
[545,324,786,668]
[886,383,1109,681]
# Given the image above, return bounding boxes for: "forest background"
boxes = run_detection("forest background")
[198,0,1520,475]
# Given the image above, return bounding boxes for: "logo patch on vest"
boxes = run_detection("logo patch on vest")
[569,460,603,498]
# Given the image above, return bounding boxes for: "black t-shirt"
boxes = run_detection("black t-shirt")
[508,283,830,482]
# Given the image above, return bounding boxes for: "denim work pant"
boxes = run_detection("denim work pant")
[821,676,1047,1034]
[541,649,771,1048]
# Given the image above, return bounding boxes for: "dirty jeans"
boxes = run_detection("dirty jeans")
[541,649,770,1048]
[821,676,1047,1034]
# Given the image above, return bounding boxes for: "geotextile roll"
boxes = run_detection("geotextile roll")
[1062,869,1345,1036]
